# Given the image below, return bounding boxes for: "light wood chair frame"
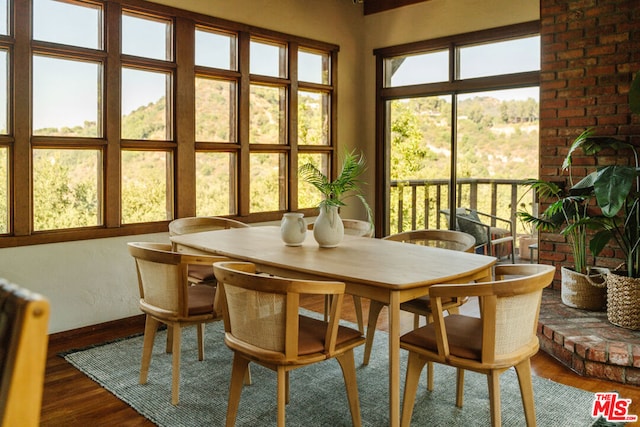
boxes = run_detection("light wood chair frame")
[214,261,365,427]
[169,216,249,285]
[128,242,230,405]
[0,280,49,427]
[400,264,555,427]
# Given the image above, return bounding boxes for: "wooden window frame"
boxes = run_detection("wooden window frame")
[373,21,541,236]
[0,0,338,248]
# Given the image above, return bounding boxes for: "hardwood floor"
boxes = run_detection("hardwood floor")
[41,296,640,426]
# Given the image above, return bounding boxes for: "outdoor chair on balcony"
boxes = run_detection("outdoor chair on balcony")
[440,208,515,262]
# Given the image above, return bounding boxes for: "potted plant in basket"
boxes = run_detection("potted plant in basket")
[562,71,640,328]
[299,150,372,247]
[518,179,607,310]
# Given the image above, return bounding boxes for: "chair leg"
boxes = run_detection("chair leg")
[455,368,465,407]
[285,371,290,404]
[336,350,363,427]
[401,352,427,427]
[363,300,385,365]
[514,359,537,427]
[170,324,182,405]
[277,367,287,427]
[226,354,250,427]
[323,295,331,322]
[166,325,173,353]
[487,370,501,427]
[197,323,205,361]
[140,315,160,385]
[353,295,364,333]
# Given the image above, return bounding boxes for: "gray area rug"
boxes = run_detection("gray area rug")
[64,314,607,426]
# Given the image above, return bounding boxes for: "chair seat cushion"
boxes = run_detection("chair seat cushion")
[187,285,216,315]
[400,295,460,316]
[298,315,362,356]
[187,264,216,282]
[400,314,482,360]
[456,212,487,245]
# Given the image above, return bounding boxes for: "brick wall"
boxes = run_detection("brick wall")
[539,0,640,288]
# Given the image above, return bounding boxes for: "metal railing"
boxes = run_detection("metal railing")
[389,178,537,237]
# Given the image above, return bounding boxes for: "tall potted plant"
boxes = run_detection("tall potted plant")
[563,71,640,328]
[518,179,607,310]
[299,150,372,247]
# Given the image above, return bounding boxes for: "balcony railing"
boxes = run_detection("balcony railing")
[389,178,537,239]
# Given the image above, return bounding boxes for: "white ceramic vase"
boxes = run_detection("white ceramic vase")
[280,212,306,246]
[313,205,344,248]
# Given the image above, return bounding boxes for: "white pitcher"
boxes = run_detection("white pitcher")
[313,205,344,248]
[280,212,306,246]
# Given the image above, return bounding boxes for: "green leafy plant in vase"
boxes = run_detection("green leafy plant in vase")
[299,150,372,247]
[562,71,640,327]
[518,178,606,310]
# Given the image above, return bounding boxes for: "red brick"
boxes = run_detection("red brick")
[586,361,606,378]
[588,342,608,363]
[632,344,640,368]
[625,367,640,386]
[572,356,586,375]
[608,342,631,366]
[603,364,625,383]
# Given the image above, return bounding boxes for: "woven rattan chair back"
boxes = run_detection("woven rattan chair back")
[213,261,365,427]
[128,242,228,405]
[399,263,555,427]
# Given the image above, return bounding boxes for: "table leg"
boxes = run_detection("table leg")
[388,291,401,427]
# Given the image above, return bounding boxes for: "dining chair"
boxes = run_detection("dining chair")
[168,216,249,285]
[0,280,49,427]
[307,218,373,333]
[400,264,555,427]
[362,229,476,390]
[213,261,365,427]
[127,242,230,405]
[441,208,516,262]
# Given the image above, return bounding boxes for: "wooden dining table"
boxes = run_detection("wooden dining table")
[170,225,496,427]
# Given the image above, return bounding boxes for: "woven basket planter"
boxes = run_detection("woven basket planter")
[561,266,607,311]
[606,272,640,330]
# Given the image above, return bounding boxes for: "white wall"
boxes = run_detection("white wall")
[0,0,539,333]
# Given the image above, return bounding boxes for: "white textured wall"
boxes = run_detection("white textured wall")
[0,0,538,333]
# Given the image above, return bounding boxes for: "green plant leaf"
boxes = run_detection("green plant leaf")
[593,165,635,217]
[563,128,594,170]
[590,229,614,257]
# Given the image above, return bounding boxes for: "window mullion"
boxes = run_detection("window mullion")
[104,1,122,228]
[174,16,196,218]
[237,31,250,217]
[12,0,32,236]
[288,41,298,211]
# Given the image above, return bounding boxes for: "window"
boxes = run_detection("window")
[32,55,102,137]
[121,67,171,140]
[1,0,338,246]
[32,149,102,230]
[33,0,102,49]
[375,22,540,235]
